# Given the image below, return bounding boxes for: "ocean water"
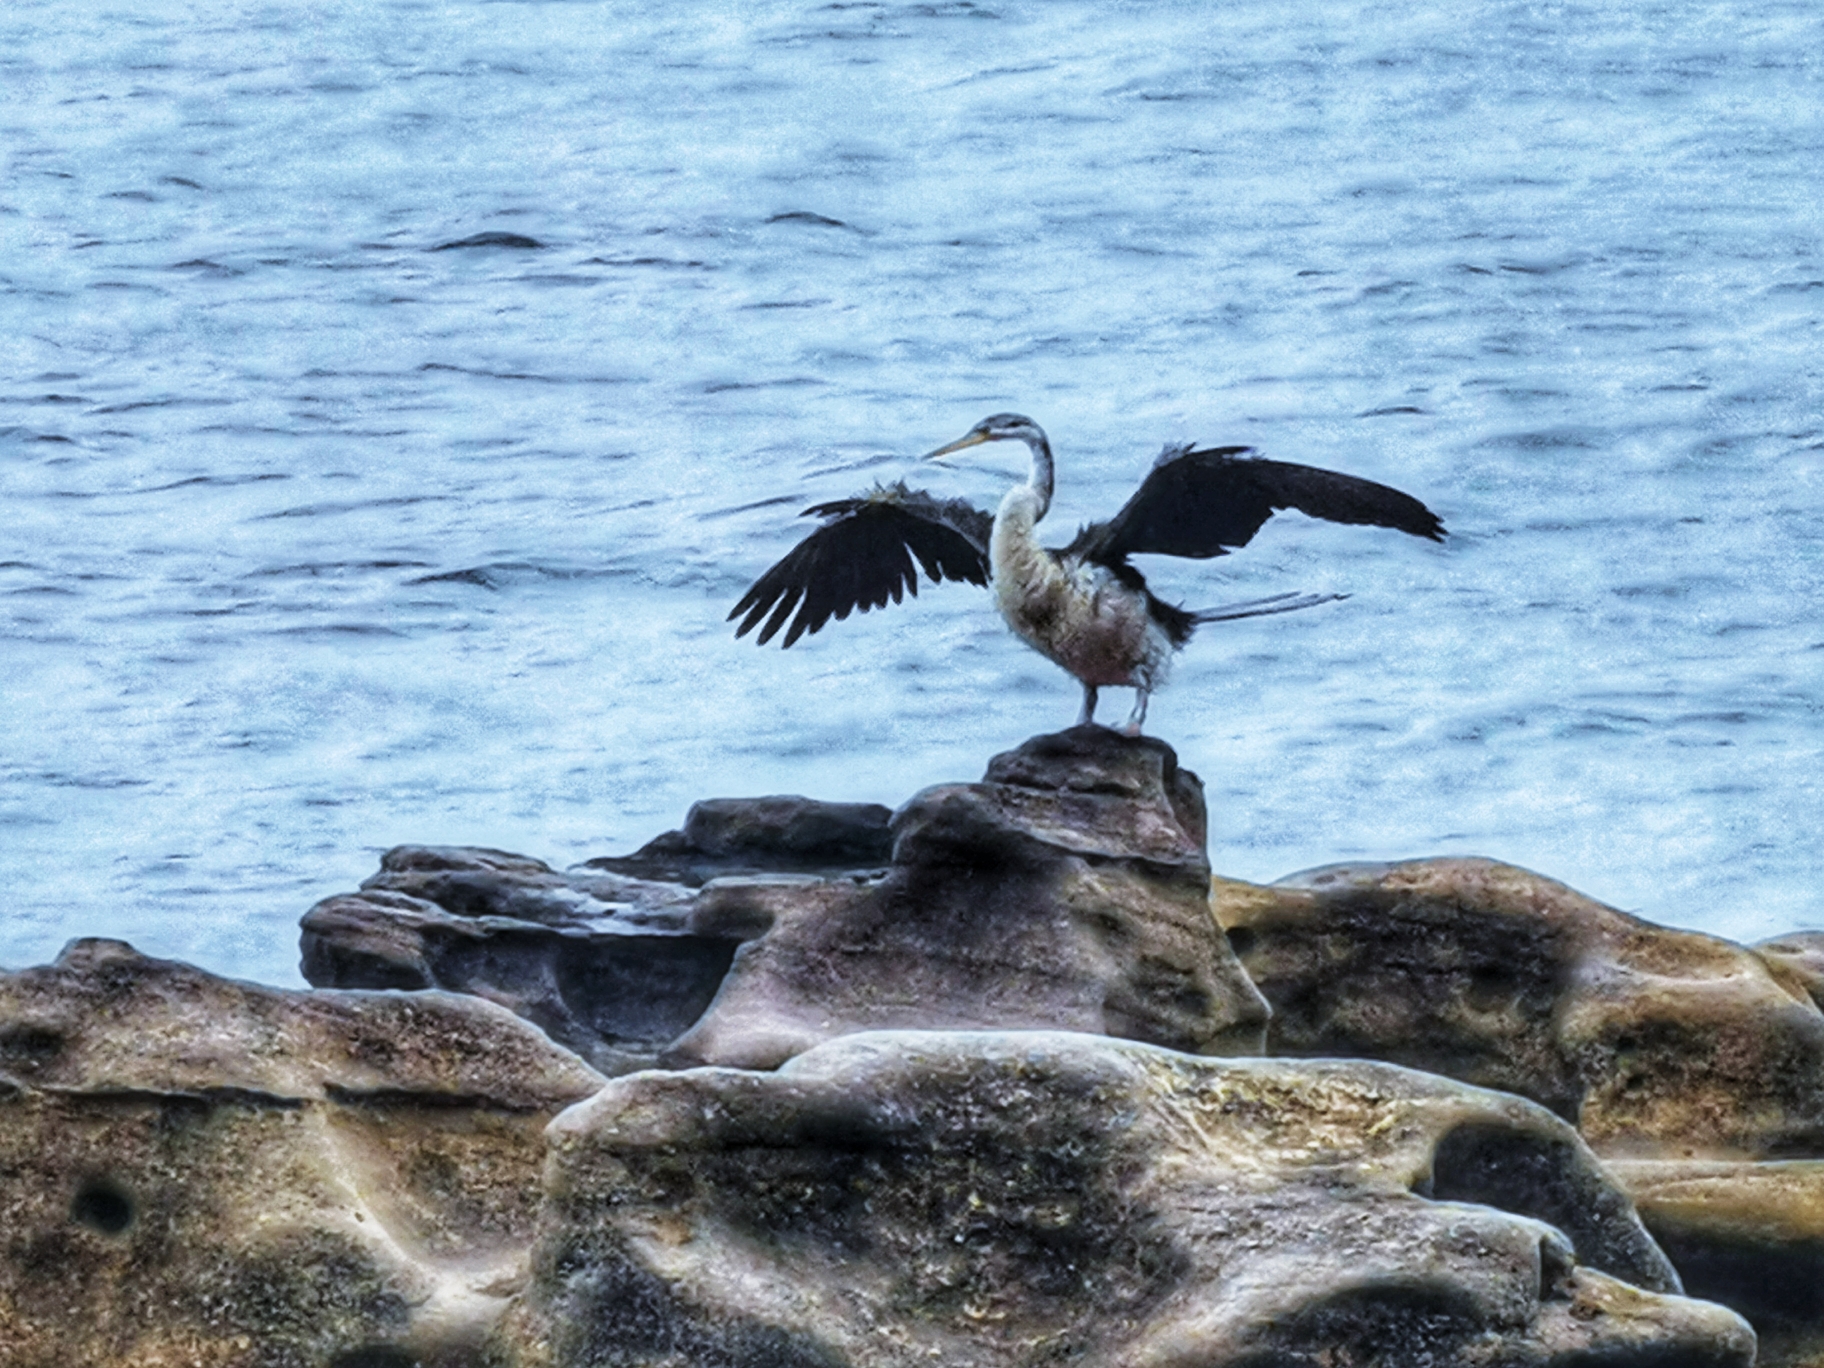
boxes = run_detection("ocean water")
[2,0,1819,986]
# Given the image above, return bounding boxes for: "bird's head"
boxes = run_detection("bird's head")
[923,413,1048,461]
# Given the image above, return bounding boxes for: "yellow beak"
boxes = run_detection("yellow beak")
[922,429,992,461]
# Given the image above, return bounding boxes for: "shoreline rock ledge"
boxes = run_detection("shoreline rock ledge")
[302,726,1271,1071]
[3,727,1811,1365]
[0,938,606,1368]
[503,1031,1750,1368]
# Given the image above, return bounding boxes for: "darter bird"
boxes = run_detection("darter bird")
[729,413,1444,732]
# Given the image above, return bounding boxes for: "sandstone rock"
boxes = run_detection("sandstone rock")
[497,1030,1753,1368]
[581,795,895,886]
[300,845,739,1075]
[1215,857,1824,1159]
[1609,1158,1824,1368]
[668,727,1268,1069]
[0,938,606,1368]
[1755,930,1824,1012]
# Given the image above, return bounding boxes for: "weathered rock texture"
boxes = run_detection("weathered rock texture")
[669,727,1269,1068]
[300,845,741,1075]
[499,1029,1753,1368]
[300,730,1267,1075]
[581,795,895,886]
[0,938,606,1368]
[1215,857,1824,1159]
[1756,930,1824,1012]
[1610,1159,1824,1368]
[299,799,898,1073]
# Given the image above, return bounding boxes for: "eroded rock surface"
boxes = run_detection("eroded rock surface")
[669,727,1268,1069]
[0,939,605,1368]
[300,845,739,1074]
[581,795,894,886]
[1610,1159,1824,1368]
[1755,930,1824,1012]
[498,1030,1752,1368]
[1215,857,1824,1159]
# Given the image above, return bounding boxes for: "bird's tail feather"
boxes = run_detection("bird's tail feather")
[1191,591,1348,623]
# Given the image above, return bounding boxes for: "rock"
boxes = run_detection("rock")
[0,939,605,1368]
[1755,930,1824,1011]
[300,845,739,1075]
[579,795,895,886]
[1608,1159,1824,1368]
[431,231,546,250]
[1215,857,1824,1159]
[497,1029,1753,1368]
[667,727,1269,1070]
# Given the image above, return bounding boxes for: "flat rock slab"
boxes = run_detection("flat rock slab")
[670,727,1268,1069]
[1216,857,1824,1159]
[500,1030,1752,1368]
[1610,1158,1824,1368]
[581,795,895,886]
[0,939,606,1368]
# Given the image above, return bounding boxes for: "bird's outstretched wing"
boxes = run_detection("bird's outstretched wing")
[729,483,994,647]
[1073,444,1444,564]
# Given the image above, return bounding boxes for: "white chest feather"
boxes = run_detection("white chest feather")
[989,492,1170,690]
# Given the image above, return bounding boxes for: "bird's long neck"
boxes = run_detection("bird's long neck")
[1020,431,1054,522]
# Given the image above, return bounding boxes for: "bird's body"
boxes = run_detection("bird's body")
[731,414,1444,731]
[991,490,1173,700]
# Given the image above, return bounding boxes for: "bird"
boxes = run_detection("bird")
[729,413,1444,732]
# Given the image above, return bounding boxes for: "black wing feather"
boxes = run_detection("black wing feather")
[730,484,992,648]
[1076,445,1444,565]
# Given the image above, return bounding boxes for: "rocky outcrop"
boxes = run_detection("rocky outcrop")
[1215,860,1824,1363]
[497,1030,1753,1368]
[303,730,1269,1074]
[0,938,605,1368]
[299,800,897,1073]
[1215,857,1824,1160]
[14,734,1815,1366]
[1608,1159,1824,1368]
[669,727,1269,1068]
[299,845,740,1075]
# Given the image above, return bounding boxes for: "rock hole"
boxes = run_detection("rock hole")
[1171,986,1211,1017]
[0,1023,64,1071]
[1425,1121,1675,1293]
[1464,963,1517,1012]
[1093,909,1129,940]
[1251,1283,1481,1362]
[70,1178,134,1235]
[1225,926,1257,958]
[328,1347,416,1368]
[550,935,740,1049]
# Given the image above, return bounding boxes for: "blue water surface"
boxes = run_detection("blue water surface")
[2,0,1820,984]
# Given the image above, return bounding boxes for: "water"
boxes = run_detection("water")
[3,0,1820,986]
